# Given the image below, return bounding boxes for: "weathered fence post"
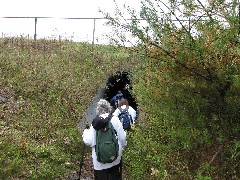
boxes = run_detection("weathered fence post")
[92,19,96,45]
[34,18,37,42]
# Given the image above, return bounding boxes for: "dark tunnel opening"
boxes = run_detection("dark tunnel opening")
[103,71,138,116]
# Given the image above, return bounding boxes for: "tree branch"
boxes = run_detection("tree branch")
[160,1,195,42]
[150,41,211,81]
[196,0,214,21]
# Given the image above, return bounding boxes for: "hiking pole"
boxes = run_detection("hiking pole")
[120,158,123,180]
[78,124,89,180]
[78,142,86,180]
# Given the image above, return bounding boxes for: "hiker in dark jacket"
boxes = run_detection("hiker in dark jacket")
[82,99,126,180]
[110,90,124,109]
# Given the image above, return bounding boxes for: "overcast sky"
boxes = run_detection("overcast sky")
[0,0,118,17]
[0,0,142,44]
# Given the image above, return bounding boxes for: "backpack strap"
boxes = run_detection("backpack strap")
[107,114,118,138]
[118,106,128,114]
[104,114,113,129]
[107,114,112,121]
[128,106,134,124]
[118,107,123,113]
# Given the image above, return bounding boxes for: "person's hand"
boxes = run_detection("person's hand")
[85,124,90,129]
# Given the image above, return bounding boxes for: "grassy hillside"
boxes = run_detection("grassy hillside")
[0,38,139,179]
[1,37,239,179]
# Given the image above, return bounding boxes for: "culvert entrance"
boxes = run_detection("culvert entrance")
[103,71,138,112]
[85,71,138,125]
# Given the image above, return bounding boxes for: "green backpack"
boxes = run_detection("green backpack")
[95,119,119,163]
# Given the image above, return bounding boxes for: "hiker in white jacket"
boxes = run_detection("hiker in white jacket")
[112,98,137,125]
[82,99,127,180]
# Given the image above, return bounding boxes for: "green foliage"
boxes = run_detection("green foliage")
[0,38,137,178]
[104,0,240,179]
[196,163,212,180]
[0,142,24,179]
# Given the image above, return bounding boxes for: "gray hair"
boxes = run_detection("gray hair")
[96,99,112,115]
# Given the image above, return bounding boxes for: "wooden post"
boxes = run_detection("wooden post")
[34,18,37,41]
[92,19,96,45]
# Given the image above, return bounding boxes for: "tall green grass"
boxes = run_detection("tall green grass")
[0,37,138,179]
[1,37,239,179]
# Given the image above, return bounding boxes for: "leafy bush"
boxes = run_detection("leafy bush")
[105,0,240,179]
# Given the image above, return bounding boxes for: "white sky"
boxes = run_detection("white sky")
[0,0,142,44]
[0,0,118,17]
[0,0,215,45]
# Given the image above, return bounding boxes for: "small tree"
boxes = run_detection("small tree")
[104,0,240,179]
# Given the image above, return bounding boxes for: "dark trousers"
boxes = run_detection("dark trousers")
[94,162,121,180]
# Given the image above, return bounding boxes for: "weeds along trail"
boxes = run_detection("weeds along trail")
[0,39,139,179]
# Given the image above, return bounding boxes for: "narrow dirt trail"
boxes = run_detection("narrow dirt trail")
[66,152,94,180]
[68,71,135,180]
[68,88,104,180]
[67,152,128,180]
